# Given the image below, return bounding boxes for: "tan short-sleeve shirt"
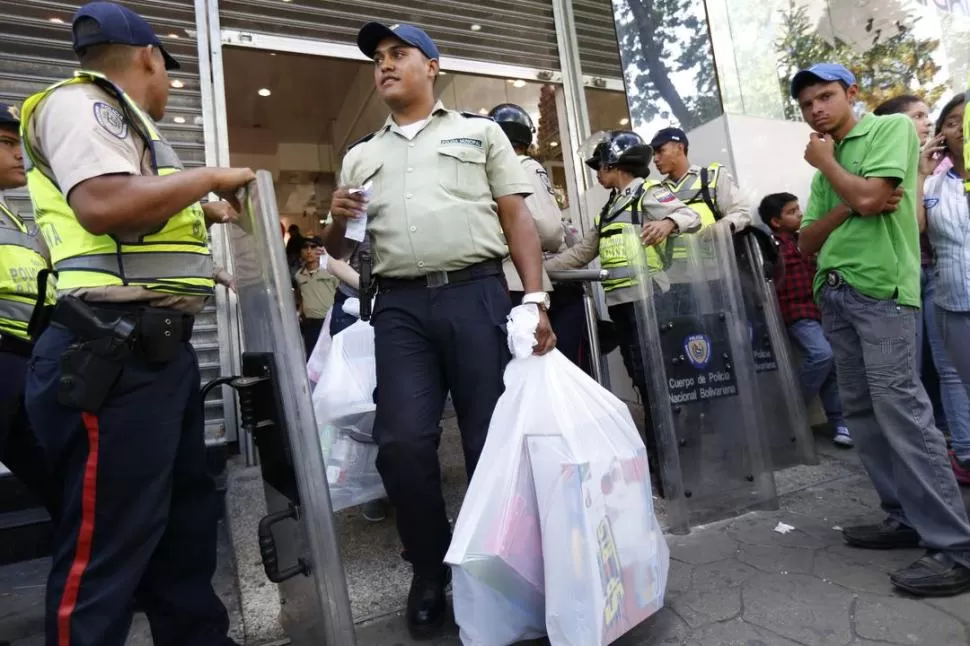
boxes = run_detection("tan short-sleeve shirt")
[337,101,533,278]
[25,82,206,313]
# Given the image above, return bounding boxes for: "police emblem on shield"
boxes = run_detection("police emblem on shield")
[684,334,712,369]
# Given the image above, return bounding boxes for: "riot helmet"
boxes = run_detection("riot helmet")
[580,130,652,177]
[488,103,535,148]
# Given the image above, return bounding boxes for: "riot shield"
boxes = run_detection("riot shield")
[630,225,778,534]
[735,233,817,469]
[229,171,356,645]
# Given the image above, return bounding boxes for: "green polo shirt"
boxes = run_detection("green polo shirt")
[800,113,921,307]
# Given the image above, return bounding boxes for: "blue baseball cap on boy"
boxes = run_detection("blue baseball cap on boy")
[790,63,856,99]
[357,22,440,61]
[72,1,181,70]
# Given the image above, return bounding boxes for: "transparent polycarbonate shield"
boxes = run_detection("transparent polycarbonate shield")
[735,234,816,470]
[629,225,777,534]
[229,171,356,646]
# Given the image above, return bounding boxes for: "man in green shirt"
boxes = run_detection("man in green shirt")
[795,62,970,597]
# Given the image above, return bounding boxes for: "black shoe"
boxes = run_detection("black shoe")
[407,567,451,638]
[843,518,921,550]
[890,550,970,597]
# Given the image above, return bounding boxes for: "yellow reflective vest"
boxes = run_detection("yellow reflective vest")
[19,71,214,297]
[596,181,665,293]
[664,163,722,260]
[0,200,55,340]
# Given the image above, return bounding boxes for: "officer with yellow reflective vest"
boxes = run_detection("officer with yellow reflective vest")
[650,127,752,244]
[0,102,58,520]
[19,3,254,645]
[545,131,700,493]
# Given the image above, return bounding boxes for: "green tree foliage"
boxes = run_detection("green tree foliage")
[775,1,948,118]
[612,0,723,130]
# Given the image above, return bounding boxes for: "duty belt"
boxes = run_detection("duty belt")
[0,334,33,358]
[51,300,195,343]
[377,259,503,291]
[825,271,845,288]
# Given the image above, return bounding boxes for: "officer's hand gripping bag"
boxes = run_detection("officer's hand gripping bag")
[311,319,386,512]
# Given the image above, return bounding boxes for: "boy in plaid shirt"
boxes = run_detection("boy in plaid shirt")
[761,193,852,447]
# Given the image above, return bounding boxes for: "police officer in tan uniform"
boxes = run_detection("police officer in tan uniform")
[323,22,555,637]
[19,3,253,645]
[489,102,593,369]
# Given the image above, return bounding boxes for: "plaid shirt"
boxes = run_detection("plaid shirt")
[773,232,821,326]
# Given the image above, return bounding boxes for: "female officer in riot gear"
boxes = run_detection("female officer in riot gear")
[488,102,591,370]
[546,130,701,494]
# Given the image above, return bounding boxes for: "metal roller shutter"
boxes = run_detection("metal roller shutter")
[0,0,228,445]
[217,0,622,79]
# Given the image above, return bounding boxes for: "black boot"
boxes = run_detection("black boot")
[407,566,451,638]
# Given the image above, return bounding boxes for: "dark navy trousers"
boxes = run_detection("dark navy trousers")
[0,344,60,518]
[371,274,511,575]
[25,325,233,646]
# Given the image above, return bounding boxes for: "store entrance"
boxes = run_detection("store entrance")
[221,44,632,627]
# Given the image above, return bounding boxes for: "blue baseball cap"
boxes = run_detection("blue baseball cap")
[649,127,688,150]
[357,22,440,61]
[0,103,19,128]
[72,1,180,71]
[790,63,856,99]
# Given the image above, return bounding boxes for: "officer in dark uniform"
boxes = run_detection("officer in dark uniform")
[488,103,591,370]
[19,3,254,644]
[323,21,556,637]
[0,103,58,518]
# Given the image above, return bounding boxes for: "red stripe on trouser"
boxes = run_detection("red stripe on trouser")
[57,411,101,646]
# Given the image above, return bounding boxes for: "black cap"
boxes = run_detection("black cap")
[0,103,19,128]
[357,22,440,61]
[488,103,534,148]
[649,127,688,150]
[72,2,180,71]
[303,236,323,248]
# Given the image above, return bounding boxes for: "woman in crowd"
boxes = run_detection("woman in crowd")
[922,92,970,484]
[875,95,970,480]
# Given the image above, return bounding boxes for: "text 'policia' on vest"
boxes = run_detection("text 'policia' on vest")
[20,71,214,297]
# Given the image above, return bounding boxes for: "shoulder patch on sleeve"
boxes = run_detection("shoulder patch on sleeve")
[923,197,940,209]
[460,111,494,121]
[535,166,556,196]
[347,132,376,151]
[651,185,677,203]
[92,102,128,139]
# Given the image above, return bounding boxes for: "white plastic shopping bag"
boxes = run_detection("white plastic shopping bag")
[306,305,334,385]
[312,319,385,511]
[444,307,547,646]
[446,304,668,646]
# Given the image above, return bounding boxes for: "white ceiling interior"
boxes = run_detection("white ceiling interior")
[222,48,630,231]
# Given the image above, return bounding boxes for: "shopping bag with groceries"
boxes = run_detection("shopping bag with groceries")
[445,304,669,646]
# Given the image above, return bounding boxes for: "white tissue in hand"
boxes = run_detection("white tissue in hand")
[343,298,361,317]
[506,304,540,359]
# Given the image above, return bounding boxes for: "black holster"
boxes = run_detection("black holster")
[359,249,375,322]
[54,296,137,412]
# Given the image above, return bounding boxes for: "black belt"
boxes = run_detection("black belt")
[377,259,503,291]
[0,335,33,358]
[51,300,195,343]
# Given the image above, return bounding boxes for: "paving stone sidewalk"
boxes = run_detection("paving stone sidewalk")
[4,442,969,645]
[358,445,970,646]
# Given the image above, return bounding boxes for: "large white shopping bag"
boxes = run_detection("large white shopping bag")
[312,319,385,511]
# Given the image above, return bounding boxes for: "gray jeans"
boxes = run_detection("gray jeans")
[820,282,970,566]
